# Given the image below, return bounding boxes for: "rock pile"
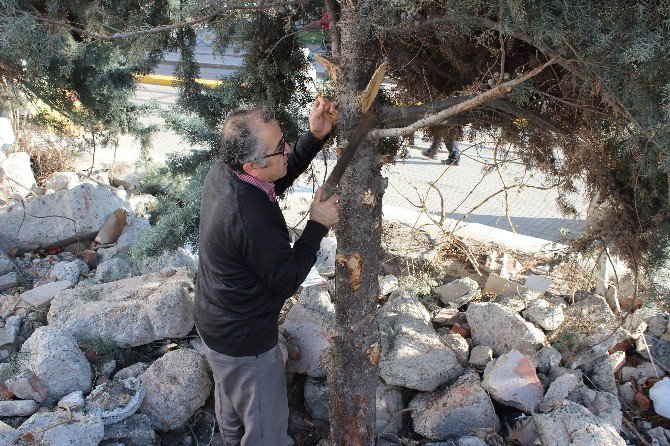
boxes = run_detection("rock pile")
[1,157,669,445]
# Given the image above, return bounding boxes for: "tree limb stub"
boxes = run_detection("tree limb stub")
[371,58,557,138]
[21,0,309,41]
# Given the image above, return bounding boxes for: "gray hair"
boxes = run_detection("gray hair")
[220,106,275,173]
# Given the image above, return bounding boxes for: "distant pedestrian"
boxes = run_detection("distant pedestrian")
[422,134,460,166]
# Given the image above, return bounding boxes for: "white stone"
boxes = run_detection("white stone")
[534,401,625,446]
[378,289,463,391]
[0,255,13,276]
[0,272,18,292]
[58,391,85,411]
[138,349,211,431]
[48,268,194,348]
[466,302,546,357]
[378,274,399,296]
[44,172,80,191]
[539,374,581,412]
[86,377,146,425]
[18,326,92,404]
[522,298,564,331]
[0,152,36,198]
[0,183,129,251]
[16,411,104,446]
[21,280,73,308]
[315,236,336,277]
[140,247,198,275]
[280,286,334,378]
[434,277,480,308]
[650,377,670,419]
[482,349,544,412]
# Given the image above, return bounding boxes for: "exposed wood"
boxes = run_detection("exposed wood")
[314,54,339,84]
[360,61,387,113]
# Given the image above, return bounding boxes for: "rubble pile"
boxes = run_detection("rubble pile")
[0,154,668,446]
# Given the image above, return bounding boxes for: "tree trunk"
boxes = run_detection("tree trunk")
[327,5,384,446]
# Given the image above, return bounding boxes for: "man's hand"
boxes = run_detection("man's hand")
[310,187,340,229]
[309,97,338,140]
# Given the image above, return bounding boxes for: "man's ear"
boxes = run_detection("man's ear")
[242,162,258,175]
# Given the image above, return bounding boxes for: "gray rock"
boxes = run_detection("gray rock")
[103,414,156,446]
[5,369,48,403]
[378,289,463,391]
[138,349,211,431]
[48,268,194,348]
[21,280,73,308]
[468,345,492,369]
[0,255,13,276]
[534,401,625,446]
[522,298,564,331]
[99,359,117,377]
[536,346,562,374]
[140,248,198,275]
[280,286,334,378]
[538,374,581,412]
[646,426,670,446]
[411,372,500,440]
[0,399,38,417]
[568,385,622,432]
[113,362,148,381]
[466,302,545,357]
[441,333,469,366]
[94,257,133,283]
[50,259,88,284]
[432,308,460,325]
[18,326,92,404]
[0,272,18,292]
[44,172,80,191]
[581,354,618,394]
[482,349,543,413]
[646,314,668,338]
[618,382,636,406]
[0,419,16,445]
[86,377,146,425]
[434,277,480,308]
[58,391,85,411]
[303,378,403,435]
[0,315,21,346]
[0,183,129,251]
[15,411,104,446]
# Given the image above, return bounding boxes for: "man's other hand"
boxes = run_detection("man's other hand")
[309,97,338,140]
[310,187,340,229]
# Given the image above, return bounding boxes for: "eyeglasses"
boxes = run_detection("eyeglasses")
[262,133,287,159]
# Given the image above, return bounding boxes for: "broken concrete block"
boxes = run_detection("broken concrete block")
[21,280,73,308]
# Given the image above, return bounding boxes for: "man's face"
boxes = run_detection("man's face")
[245,118,291,182]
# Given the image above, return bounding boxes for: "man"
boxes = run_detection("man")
[195,97,339,446]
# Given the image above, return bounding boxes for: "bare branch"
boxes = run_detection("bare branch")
[325,0,341,57]
[20,0,309,41]
[371,58,557,138]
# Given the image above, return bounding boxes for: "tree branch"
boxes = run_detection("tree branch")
[20,0,309,41]
[371,58,557,138]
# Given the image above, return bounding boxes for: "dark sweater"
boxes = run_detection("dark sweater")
[195,131,329,356]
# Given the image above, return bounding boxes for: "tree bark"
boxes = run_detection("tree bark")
[327,4,383,446]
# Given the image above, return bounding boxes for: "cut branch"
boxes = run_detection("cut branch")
[21,0,308,41]
[371,58,557,138]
